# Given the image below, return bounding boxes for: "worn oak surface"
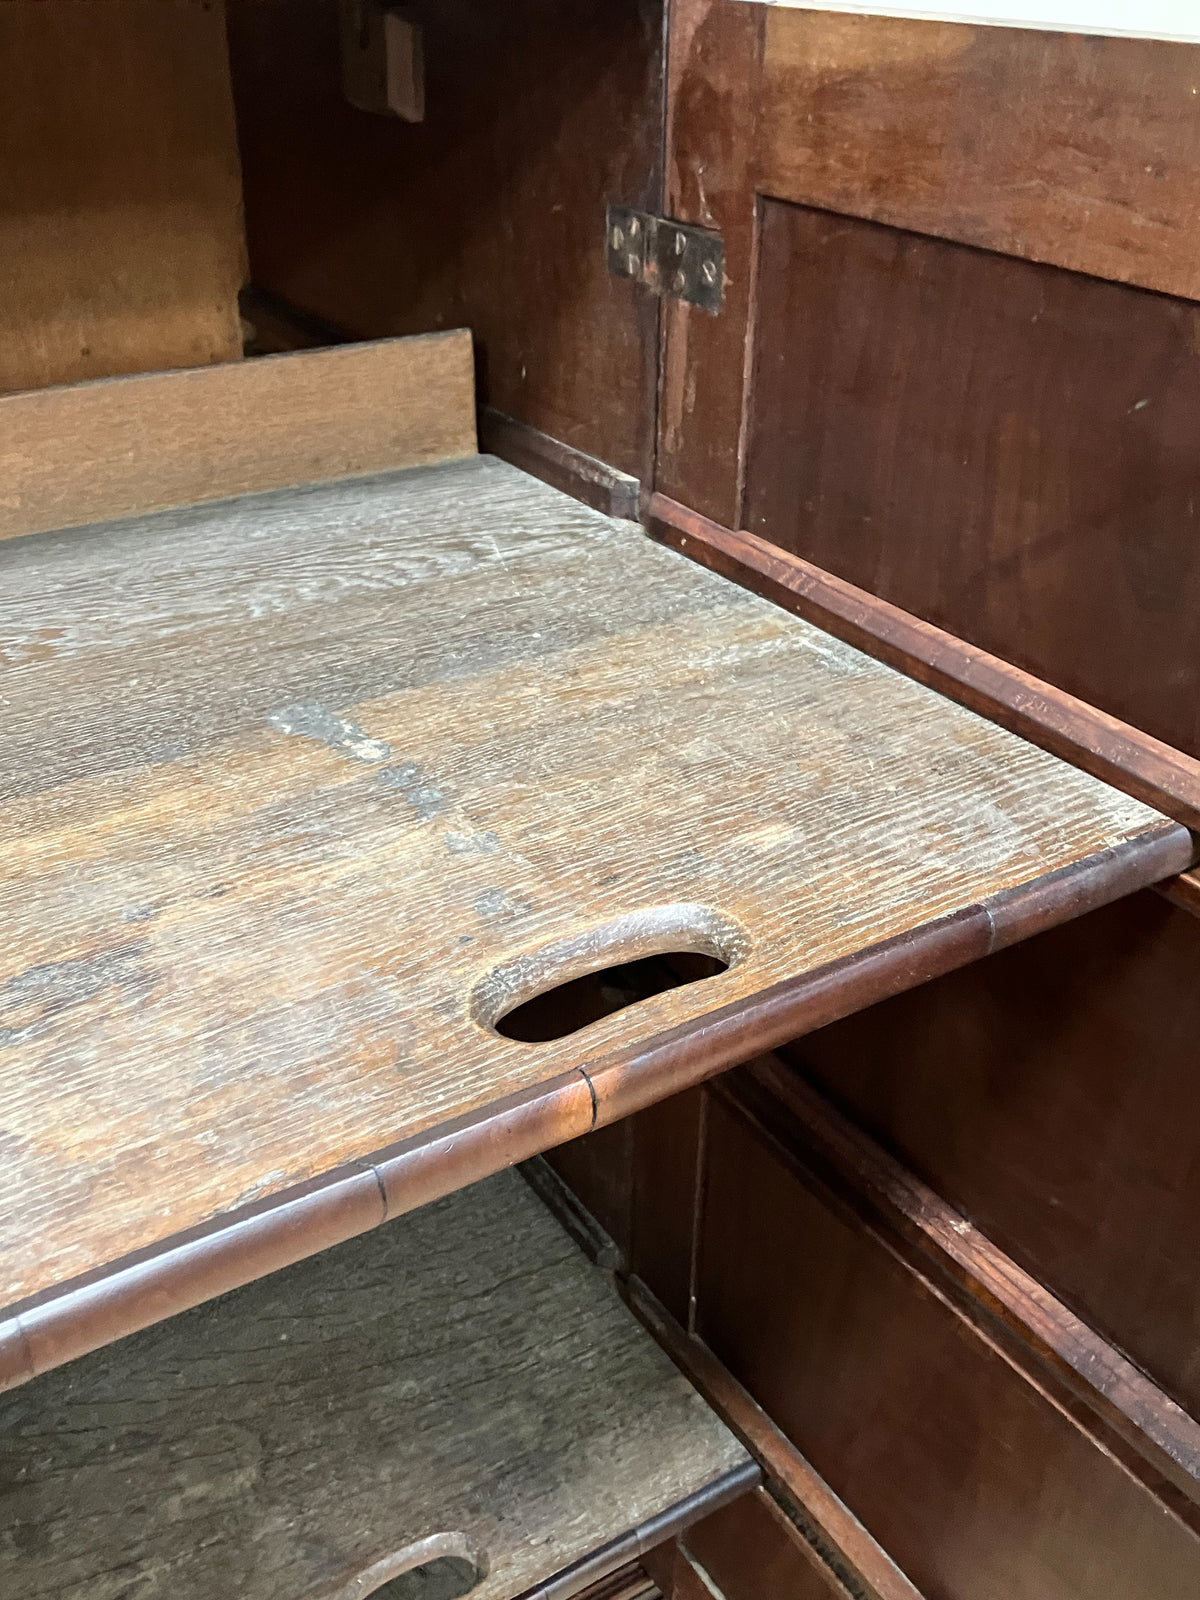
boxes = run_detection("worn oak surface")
[0,1169,750,1599]
[0,0,245,397]
[0,454,1183,1320]
[0,333,476,544]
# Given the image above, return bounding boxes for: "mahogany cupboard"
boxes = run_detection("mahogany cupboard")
[2,4,1199,1598]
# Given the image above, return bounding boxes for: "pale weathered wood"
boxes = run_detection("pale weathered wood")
[0,332,477,542]
[0,0,246,395]
[0,1169,752,1600]
[0,455,1185,1328]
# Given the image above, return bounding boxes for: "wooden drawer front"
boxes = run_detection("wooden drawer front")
[696,1094,1200,1600]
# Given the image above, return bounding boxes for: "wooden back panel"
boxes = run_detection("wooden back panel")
[0,0,245,395]
[0,332,477,542]
[742,200,1200,758]
[759,11,1200,302]
[226,0,663,485]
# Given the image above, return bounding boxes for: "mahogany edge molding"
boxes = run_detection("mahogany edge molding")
[0,826,1187,1394]
[513,1462,762,1600]
[645,492,1200,844]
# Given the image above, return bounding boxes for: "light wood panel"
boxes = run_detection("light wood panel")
[0,1169,753,1600]
[0,452,1185,1374]
[0,0,245,395]
[758,10,1200,301]
[0,332,476,541]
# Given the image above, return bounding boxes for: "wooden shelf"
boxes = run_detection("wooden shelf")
[0,1169,754,1600]
[0,342,1191,1388]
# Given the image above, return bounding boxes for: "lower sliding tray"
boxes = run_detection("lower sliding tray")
[0,1168,754,1600]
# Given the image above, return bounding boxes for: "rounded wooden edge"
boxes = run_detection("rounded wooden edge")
[646,492,1200,834]
[0,823,1181,1391]
[585,828,1192,1128]
[0,1070,593,1392]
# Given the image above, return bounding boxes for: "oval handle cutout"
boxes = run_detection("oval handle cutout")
[471,903,747,1043]
[369,1555,481,1600]
[319,1534,486,1600]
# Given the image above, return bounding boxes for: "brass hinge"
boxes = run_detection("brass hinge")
[606,207,724,314]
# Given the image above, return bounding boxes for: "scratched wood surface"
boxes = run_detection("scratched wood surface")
[0,1169,751,1600]
[0,453,1180,1312]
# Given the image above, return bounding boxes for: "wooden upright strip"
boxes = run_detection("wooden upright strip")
[647,493,1200,833]
[740,1055,1200,1517]
[628,1281,925,1600]
[0,331,477,542]
[1159,870,1200,921]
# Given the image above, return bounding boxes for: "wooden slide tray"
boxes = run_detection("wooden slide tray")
[0,450,1191,1385]
[0,1168,755,1599]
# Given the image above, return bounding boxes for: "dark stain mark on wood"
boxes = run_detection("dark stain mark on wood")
[0,944,150,1048]
[379,762,447,819]
[266,698,392,762]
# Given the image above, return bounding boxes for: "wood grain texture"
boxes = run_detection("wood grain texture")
[647,494,1200,831]
[787,889,1200,1422]
[696,1094,1200,1600]
[742,201,1200,759]
[227,0,662,483]
[0,453,1184,1354]
[758,11,1200,302]
[0,0,245,395]
[0,1169,752,1600]
[0,333,476,543]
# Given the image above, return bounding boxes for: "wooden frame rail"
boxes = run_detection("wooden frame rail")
[646,493,1200,845]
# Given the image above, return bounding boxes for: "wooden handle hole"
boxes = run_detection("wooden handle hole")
[471,903,746,1043]
[366,1553,481,1600]
[325,1534,486,1600]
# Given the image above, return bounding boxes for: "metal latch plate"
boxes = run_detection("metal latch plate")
[606,207,724,314]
